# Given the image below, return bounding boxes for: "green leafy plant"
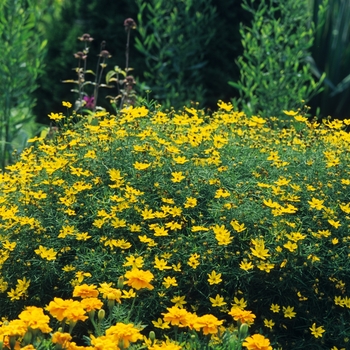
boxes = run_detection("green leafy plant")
[229,0,326,118]
[0,0,47,170]
[308,0,350,119]
[134,0,217,109]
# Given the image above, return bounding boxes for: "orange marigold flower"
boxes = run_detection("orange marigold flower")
[63,301,88,322]
[242,334,272,350]
[46,298,87,322]
[228,307,256,324]
[52,332,72,347]
[124,268,154,290]
[19,306,52,333]
[90,335,116,350]
[105,322,143,347]
[81,297,104,312]
[0,319,27,337]
[73,284,99,298]
[162,306,191,327]
[195,314,224,335]
[46,298,74,321]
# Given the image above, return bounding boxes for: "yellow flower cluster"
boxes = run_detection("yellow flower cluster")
[1,102,350,349]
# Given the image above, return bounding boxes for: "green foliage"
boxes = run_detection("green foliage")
[308,0,350,119]
[134,0,217,109]
[0,0,47,170]
[33,0,248,118]
[229,0,325,118]
[1,102,350,349]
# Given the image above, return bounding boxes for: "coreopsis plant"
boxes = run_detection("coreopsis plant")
[1,101,350,349]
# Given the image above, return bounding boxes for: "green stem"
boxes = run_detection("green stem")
[126,295,137,322]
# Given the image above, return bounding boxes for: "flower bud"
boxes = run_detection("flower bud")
[149,331,156,342]
[9,336,17,350]
[22,331,33,345]
[239,323,249,339]
[98,309,106,322]
[117,276,124,289]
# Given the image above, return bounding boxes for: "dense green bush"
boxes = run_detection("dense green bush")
[1,102,350,349]
[0,0,48,170]
[134,0,216,109]
[229,0,325,118]
[309,0,350,119]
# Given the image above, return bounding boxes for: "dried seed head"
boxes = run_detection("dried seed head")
[125,75,136,85]
[74,51,87,60]
[99,50,111,59]
[124,18,136,30]
[78,33,94,42]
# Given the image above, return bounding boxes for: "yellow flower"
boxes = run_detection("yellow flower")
[124,268,154,290]
[133,161,151,170]
[119,288,135,299]
[207,270,222,285]
[309,323,325,338]
[2,240,16,251]
[62,101,72,108]
[173,156,188,164]
[250,239,270,260]
[214,188,230,198]
[282,305,296,319]
[242,334,272,350]
[34,245,57,261]
[283,241,298,252]
[187,253,200,269]
[209,294,227,307]
[48,112,64,121]
[152,318,171,329]
[154,256,172,271]
[328,219,341,228]
[148,341,182,350]
[232,297,247,309]
[171,171,186,183]
[75,232,92,241]
[308,197,325,210]
[270,303,280,313]
[123,255,144,269]
[230,219,246,232]
[283,110,298,116]
[264,319,275,329]
[184,197,197,208]
[162,276,178,288]
[239,260,254,271]
[171,295,187,308]
[217,101,233,111]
